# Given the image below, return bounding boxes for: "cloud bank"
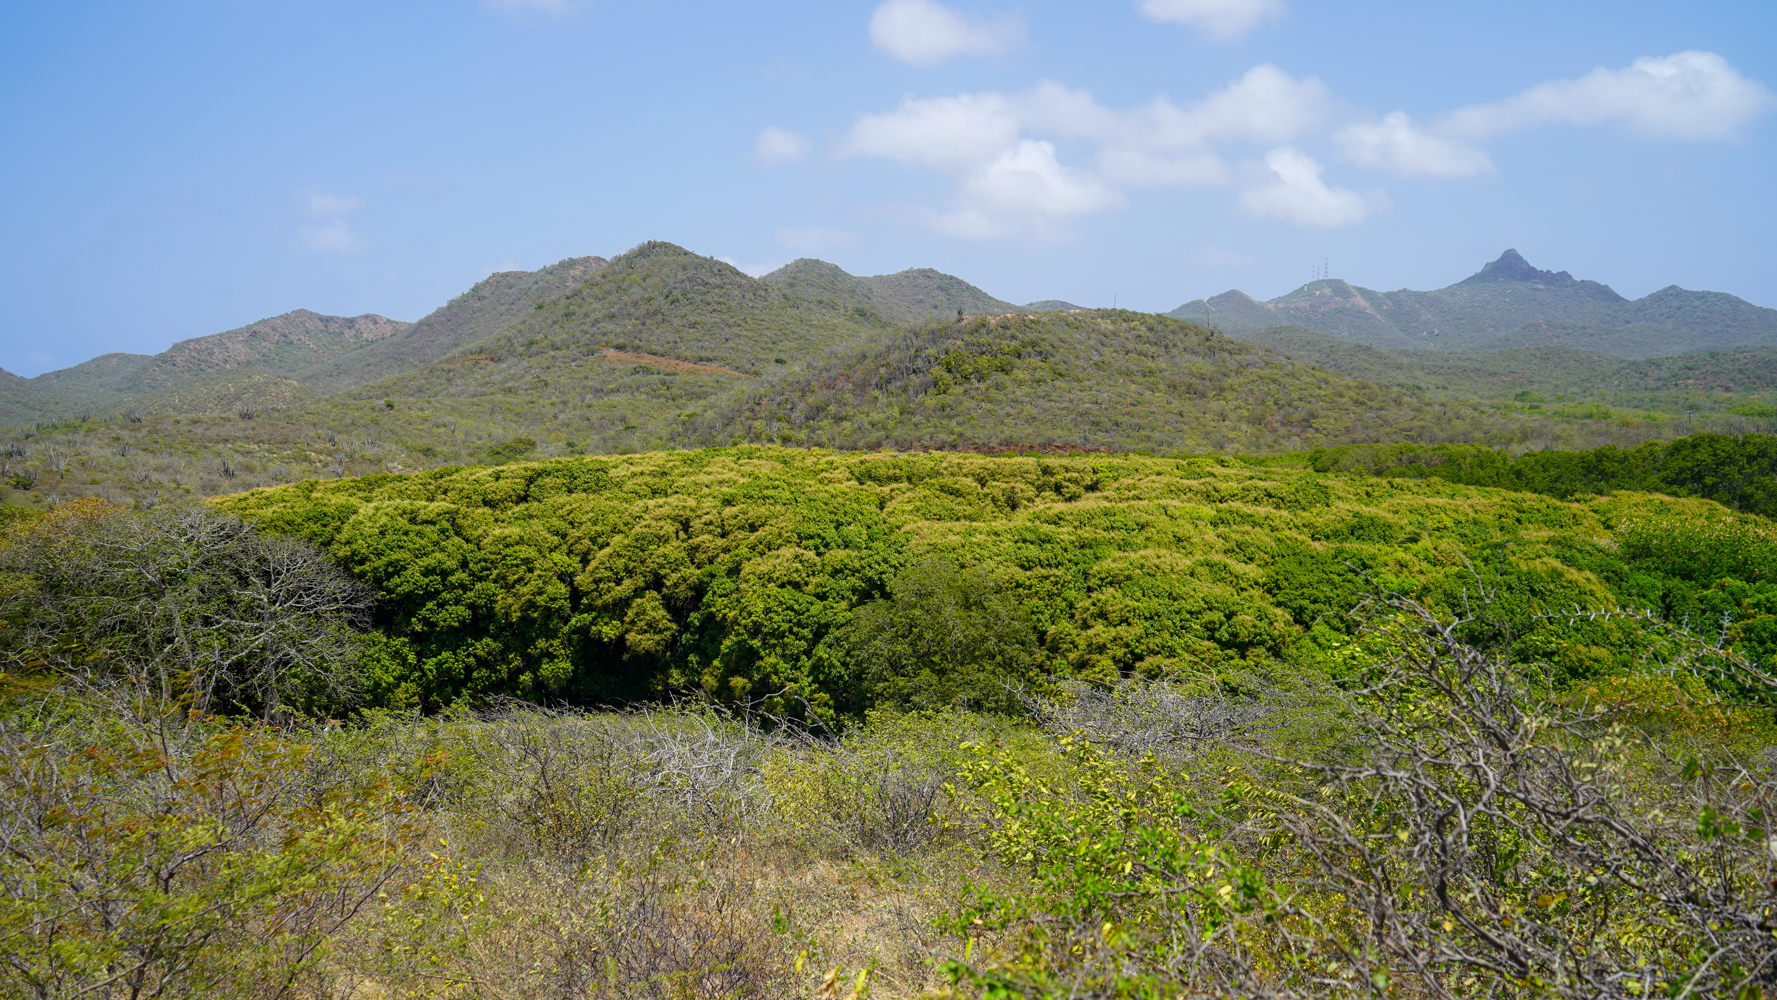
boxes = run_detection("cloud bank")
[1444,51,1777,142]
[812,48,1771,240]
[1333,113,1495,178]
[840,65,1338,237]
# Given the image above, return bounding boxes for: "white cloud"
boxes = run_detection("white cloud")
[776,227,858,253]
[1013,67,1332,150]
[1443,51,1777,142]
[839,65,1345,236]
[297,218,369,255]
[842,66,1328,174]
[302,192,364,218]
[1239,147,1387,227]
[934,140,1124,238]
[1333,112,1495,178]
[1137,0,1286,41]
[844,92,1022,170]
[754,127,813,166]
[295,190,367,254]
[869,0,1023,66]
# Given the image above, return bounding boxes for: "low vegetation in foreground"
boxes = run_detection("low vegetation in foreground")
[7,450,1777,997]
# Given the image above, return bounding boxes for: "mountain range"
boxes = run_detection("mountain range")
[3,243,1775,506]
[0,252,1084,424]
[1169,249,1777,358]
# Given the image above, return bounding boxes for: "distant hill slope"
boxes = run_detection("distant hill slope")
[758,259,911,325]
[428,241,886,374]
[860,267,1017,318]
[0,367,55,425]
[125,370,320,416]
[762,259,1017,323]
[684,309,1527,454]
[30,352,156,400]
[296,255,608,392]
[1170,249,1777,358]
[336,242,892,437]
[1227,324,1777,403]
[1023,300,1085,312]
[138,310,409,391]
[1,256,608,425]
[18,311,407,417]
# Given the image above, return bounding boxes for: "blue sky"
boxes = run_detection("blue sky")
[1,0,1773,376]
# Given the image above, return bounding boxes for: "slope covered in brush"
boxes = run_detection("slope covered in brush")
[133,310,410,392]
[444,241,887,373]
[16,312,408,419]
[860,267,1017,318]
[692,309,1526,453]
[342,242,889,411]
[1232,324,1777,409]
[297,255,609,392]
[761,258,1017,325]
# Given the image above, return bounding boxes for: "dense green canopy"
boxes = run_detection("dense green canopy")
[213,447,1777,716]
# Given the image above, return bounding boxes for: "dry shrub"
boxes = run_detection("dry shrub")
[944,590,1777,998]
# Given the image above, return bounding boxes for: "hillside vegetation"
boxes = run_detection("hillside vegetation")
[687,309,1534,454]
[297,254,610,392]
[1227,324,1777,422]
[15,310,410,419]
[761,258,1019,325]
[1299,431,1777,518]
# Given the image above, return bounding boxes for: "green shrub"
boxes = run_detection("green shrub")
[211,447,1758,715]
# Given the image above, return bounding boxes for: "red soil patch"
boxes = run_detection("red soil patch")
[596,349,752,377]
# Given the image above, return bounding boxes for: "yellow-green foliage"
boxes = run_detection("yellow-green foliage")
[211,446,1766,714]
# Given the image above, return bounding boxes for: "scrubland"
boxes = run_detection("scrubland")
[8,451,1777,998]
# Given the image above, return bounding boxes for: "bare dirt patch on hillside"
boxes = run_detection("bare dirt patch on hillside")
[597,349,752,377]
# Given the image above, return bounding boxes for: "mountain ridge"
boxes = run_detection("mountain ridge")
[1170,249,1777,358]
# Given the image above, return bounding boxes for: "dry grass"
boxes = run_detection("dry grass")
[295,706,1012,1000]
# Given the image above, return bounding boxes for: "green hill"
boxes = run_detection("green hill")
[131,309,410,392]
[2,257,608,426]
[1172,249,1777,358]
[122,369,320,417]
[1227,324,1777,417]
[0,367,62,425]
[686,308,1528,454]
[859,267,1017,318]
[19,311,408,418]
[24,352,156,416]
[760,258,1018,324]
[296,255,608,392]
